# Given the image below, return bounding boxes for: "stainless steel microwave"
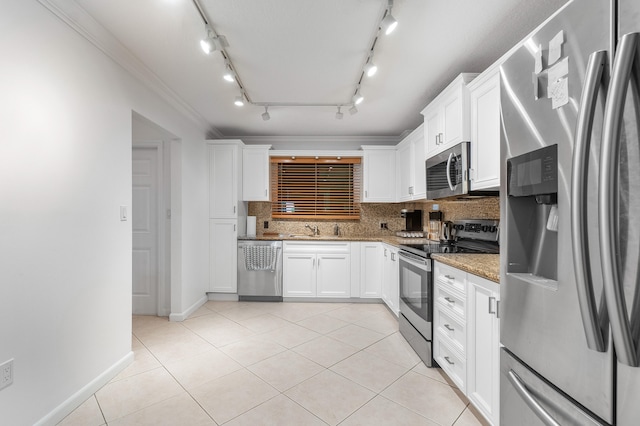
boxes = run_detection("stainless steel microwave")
[425,142,471,199]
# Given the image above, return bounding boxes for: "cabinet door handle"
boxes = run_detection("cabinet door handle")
[444,356,455,365]
[391,253,396,261]
[496,300,500,319]
[233,224,236,232]
[489,296,497,314]
[264,189,267,196]
[445,274,455,280]
[384,248,388,257]
[365,190,368,198]
[313,258,316,268]
[445,297,455,304]
[233,206,236,213]
[317,258,320,268]
[444,324,454,331]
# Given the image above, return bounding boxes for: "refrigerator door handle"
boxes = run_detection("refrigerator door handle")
[446,152,456,191]
[571,50,608,352]
[507,370,561,426]
[600,32,640,367]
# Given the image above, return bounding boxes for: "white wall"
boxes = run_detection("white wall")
[0,1,209,424]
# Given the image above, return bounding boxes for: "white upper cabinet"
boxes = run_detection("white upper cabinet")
[242,145,271,201]
[469,70,501,190]
[396,124,426,201]
[422,74,478,157]
[361,146,396,202]
[208,141,243,219]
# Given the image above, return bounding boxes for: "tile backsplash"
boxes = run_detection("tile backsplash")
[247,197,499,237]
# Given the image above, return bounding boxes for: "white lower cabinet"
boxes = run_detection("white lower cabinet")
[360,242,382,298]
[467,274,500,426]
[434,261,500,425]
[283,242,350,298]
[209,219,238,293]
[381,244,399,315]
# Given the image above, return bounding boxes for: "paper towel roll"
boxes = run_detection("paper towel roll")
[246,216,257,237]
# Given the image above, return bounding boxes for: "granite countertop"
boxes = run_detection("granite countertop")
[431,253,500,283]
[238,234,427,247]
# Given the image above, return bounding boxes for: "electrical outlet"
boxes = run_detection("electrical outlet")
[264,221,269,229]
[380,222,388,229]
[0,359,13,391]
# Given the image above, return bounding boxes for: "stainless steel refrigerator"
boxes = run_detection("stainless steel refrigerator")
[500,0,640,424]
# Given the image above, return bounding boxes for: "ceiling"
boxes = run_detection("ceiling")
[67,0,568,139]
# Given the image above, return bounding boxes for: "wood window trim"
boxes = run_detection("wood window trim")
[270,156,361,220]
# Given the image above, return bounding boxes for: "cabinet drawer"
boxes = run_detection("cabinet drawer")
[436,284,466,320]
[435,262,467,294]
[435,337,466,392]
[435,307,466,354]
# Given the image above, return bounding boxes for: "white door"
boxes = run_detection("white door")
[132,147,159,315]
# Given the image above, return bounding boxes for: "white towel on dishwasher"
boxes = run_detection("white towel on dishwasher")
[243,246,279,271]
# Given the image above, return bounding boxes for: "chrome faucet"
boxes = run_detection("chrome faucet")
[305,224,319,236]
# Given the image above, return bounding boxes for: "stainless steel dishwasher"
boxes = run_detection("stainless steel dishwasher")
[237,240,283,301]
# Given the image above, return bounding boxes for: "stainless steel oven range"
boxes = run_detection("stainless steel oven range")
[398,219,499,367]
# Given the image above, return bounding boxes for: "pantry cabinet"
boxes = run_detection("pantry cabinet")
[422,74,478,157]
[469,70,501,190]
[208,140,246,293]
[242,145,271,201]
[396,124,426,201]
[361,146,396,202]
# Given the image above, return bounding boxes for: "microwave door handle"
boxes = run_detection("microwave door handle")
[507,371,561,426]
[571,50,607,352]
[446,152,456,191]
[600,32,640,367]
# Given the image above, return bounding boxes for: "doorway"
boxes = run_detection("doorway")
[132,113,176,316]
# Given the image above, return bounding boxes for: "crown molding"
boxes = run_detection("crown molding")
[230,135,402,150]
[37,0,223,138]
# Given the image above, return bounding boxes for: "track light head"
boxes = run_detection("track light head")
[335,107,344,120]
[262,106,270,121]
[352,91,364,105]
[234,94,245,107]
[200,37,216,54]
[349,105,358,115]
[364,60,378,77]
[223,64,235,82]
[200,26,229,54]
[380,1,397,35]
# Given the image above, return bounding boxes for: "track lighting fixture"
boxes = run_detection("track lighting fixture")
[200,26,229,54]
[380,0,398,35]
[192,0,399,118]
[262,106,270,121]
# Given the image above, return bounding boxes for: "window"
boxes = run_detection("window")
[270,157,361,219]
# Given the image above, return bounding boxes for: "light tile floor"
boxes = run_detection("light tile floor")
[58,301,489,426]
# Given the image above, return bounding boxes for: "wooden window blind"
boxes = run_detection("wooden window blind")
[270,157,361,219]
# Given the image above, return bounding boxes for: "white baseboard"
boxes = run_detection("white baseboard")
[35,351,134,426]
[207,293,239,301]
[169,294,208,322]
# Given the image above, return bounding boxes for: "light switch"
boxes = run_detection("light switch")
[120,206,128,221]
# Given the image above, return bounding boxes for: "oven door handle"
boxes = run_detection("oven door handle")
[398,250,429,267]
